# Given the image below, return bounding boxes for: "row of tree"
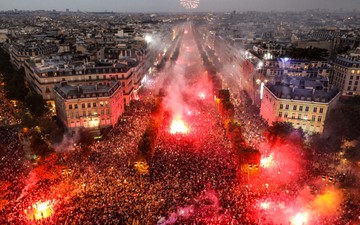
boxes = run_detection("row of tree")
[0,48,48,117]
[217,89,261,178]
[136,98,163,163]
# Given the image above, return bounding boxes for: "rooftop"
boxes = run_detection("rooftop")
[54,80,121,100]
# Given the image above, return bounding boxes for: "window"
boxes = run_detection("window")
[355,81,358,86]
[317,116,322,122]
[74,104,78,109]
[356,76,359,80]
[305,106,309,112]
[285,104,289,110]
[107,109,110,115]
[280,104,283,109]
[88,103,91,108]
[293,105,297,110]
[82,103,85,108]
[299,106,303,111]
[349,81,352,85]
[313,107,317,113]
[292,113,296,119]
[284,112,288,118]
[69,104,72,110]
[298,114,302,119]
[312,115,316,121]
[350,75,354,80]
[100,101,104,107]
[319,108,323,113]
[101,110,104,115]
[83,111,86,117]
[93,102,97,107]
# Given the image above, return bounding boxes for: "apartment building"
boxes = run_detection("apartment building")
[54,81,123,133]
[332,51,360,96]
[260,77,340,133]
[24,56,142,106]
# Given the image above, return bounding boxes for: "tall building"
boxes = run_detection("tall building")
[54,81,123,133]
[260,76,340,134]
[332,51,360,96]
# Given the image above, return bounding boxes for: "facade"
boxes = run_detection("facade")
[24,57,143,106]
[260,77,340,134]
[332,52,360,96]
[9,44,58,70]
[54,81,123,132]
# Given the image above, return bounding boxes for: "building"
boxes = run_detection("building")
[260,76,340,134]
[332,50,360,96]
[9,43,58,70]
[54,81,123,133]
[24,56,142,106]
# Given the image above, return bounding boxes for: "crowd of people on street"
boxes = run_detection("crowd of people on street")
[1,26,359,225]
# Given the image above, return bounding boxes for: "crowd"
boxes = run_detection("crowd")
[0,78,21,126]
[0,26,359,225]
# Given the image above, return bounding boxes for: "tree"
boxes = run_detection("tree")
[325,104,360,141]
[24,92,48,117]
[265,121,304,146]
[78,128,94,147]
[30,132,54,158]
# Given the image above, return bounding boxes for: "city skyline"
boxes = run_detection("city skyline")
[1,0,359,12]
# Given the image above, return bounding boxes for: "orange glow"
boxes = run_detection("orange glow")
[27,200,54,220]
[170,116,189,134]
[260,153,275,168]
[312,188,343,216]
[291,212,309,225]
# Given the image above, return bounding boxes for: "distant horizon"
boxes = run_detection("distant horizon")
[0,8,358,14]
[0,0,358,14]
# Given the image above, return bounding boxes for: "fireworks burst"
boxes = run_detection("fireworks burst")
[180,0,200,9]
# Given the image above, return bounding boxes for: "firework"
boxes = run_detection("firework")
[180,0,200,9]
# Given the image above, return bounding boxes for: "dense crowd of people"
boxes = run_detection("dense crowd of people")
[0,26,359,225]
